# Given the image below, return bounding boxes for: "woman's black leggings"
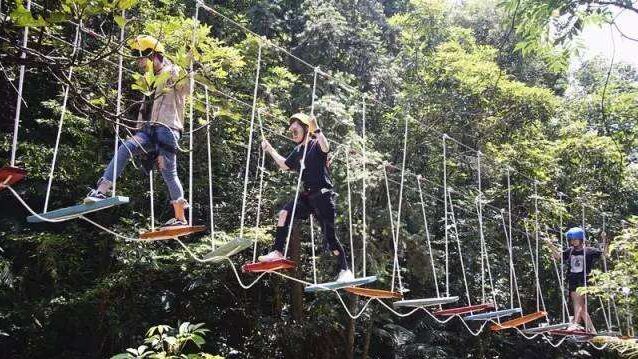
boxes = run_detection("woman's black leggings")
[273,189,348,271]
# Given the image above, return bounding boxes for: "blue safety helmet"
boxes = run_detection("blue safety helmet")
[566,227,585,241]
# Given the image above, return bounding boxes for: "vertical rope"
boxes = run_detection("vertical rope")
[361,99,367,277]
[310,215,317,284]
[477,153,485,303]
[442,134,449,297]
[253,111,267,262]
[416,176,440,298]
[581,203,589,326]
[149,170,155,231]
[533,181,540,311]
[346,149,355,273]
[501,211,522,310]
[112,10,125,197]
[476,194,497,310]
[9,0,31,167]
[557,192,566,323]
[392,114,410,293]
[187,4,199,226]
[239,41,262,237]
[524,224,547,316]
[283,67,318,257]
[507,168,514,308]
[43,23,81,212]
[382,164,398,292]
[601,213,613,330]
[447,190,471,305]
[205,86,215,250]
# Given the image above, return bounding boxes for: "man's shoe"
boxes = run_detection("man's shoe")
[258,250,285,262]
[162,218,188,228]
[84,189,107,203]
[336,269,355,283]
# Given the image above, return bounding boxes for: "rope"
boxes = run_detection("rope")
[43,23,82,213]
[253,111,267,262]
[283,67,318,258]
[239,41,262,237]
[558,192,567,323]
[476,152,497,309]
[442,134,449,296]
[346,149,355,272]
[112,10,125,197]
[534,182,540,310]
[524,224,548,316]
[9,0,31,167]
[416,175,441,299]
[476,195,498,311]
[149,170,155,231]
[501,211,522,310]
[447,190,471,305]
[506,169,514,308]
[361,99,368,277]
[382,164,399,293]
[205,86,216,250]
[391,114,410,293]
[188,4,199,226]
[581,204,590,329]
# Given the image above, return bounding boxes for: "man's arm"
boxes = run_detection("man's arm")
[309,116,329,153]
[262,139,290,170]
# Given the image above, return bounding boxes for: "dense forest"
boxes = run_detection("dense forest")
[1,0,637,358]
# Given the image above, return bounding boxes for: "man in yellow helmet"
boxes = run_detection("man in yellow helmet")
[85,35,191,228]
[259,113,354,282]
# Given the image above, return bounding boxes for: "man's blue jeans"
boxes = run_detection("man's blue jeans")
[101,124,185,202]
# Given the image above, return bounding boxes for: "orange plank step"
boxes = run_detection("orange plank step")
[0,166,26,189]
[139,225,206,241]
[343,287,402,299]
[242,259,296,273]
[433,303,495,317]
[491,311,547,331]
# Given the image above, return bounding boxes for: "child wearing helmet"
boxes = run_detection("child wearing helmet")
[259,113,354,282]
[85,35,190,228]
[545,227,608,333]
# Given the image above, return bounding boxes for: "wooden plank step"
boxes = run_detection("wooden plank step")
[521,323,570,334]
[27,196,130,223]
[0,166,26,189]
[242,259,296,273]
[343,287,402,299]
[203,237,253,263]
[393,296,459,308]
[304,276,377,293]
[433,303,495,316]
[491,311,547,331]
[465,307,522,321]
[139,225,206,241]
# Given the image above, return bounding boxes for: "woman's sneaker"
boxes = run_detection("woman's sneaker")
[84,189,107,203]
[162,218,188,228]
[258,250,284,262]
[336,269,355,283]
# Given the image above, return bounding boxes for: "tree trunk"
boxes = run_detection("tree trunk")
[290,223,303,322]
[362,315,372,359]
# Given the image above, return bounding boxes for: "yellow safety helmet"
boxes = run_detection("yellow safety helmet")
[289,113,316,133]
[128,35,165,55]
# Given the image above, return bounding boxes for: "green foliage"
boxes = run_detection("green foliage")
[1,0,638,358]
[111,322,221,359]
